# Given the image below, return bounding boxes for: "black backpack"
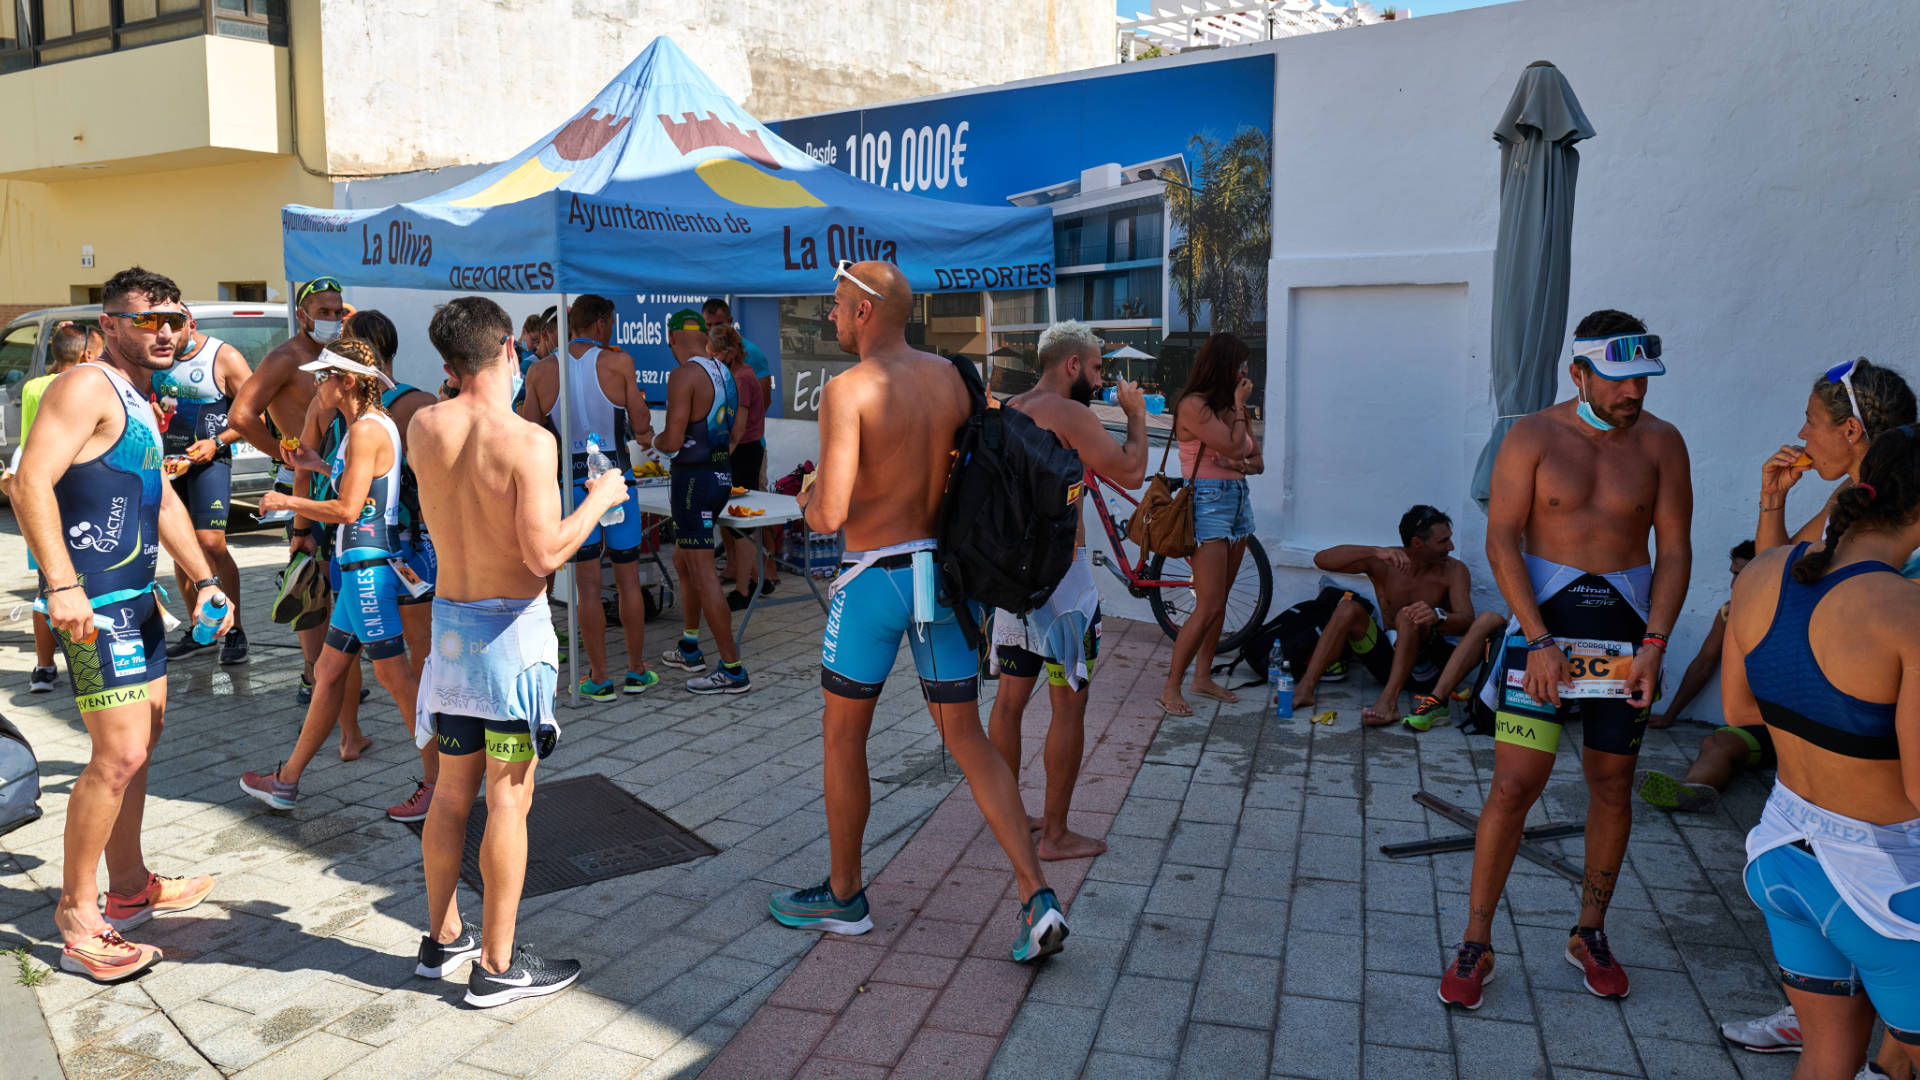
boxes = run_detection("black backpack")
[936,356,1083,649]
[1215,585,1373,689]
[0,712,43,838]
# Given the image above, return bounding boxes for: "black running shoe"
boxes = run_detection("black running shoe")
[416,926,482,978]
[463,944,580,1008]
[166,629,214,660]
[726,590,751,612]
[220,627,250,666]
[29,665,57,693]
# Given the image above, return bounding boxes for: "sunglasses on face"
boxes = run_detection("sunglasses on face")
[104,311,187,332]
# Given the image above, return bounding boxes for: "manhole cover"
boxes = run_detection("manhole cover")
[405,773,715,898]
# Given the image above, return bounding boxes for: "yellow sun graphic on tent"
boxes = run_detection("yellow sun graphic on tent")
[451,109,632,208]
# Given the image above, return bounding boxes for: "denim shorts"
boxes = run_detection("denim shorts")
[1191,478,1254,544]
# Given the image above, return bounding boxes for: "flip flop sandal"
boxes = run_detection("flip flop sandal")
[1158,698,1195,717]
[1194,688,1239,704]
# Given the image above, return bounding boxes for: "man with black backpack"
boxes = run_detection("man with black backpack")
[769,260,1068,964]
[986,320,1149,861]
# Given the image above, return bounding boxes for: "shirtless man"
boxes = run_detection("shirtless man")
[1440,309,1691,1009]
[409,296,626,1007]
[16,266,230,981]
[157,304,253,665]
[518,294,657,700]
[985,320,1148,861]
[1291,506,1477,725]
[228,276,364,714]
[768,261,1067,963]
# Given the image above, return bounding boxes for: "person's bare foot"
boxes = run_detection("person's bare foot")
[1037,830,1108,861]
[1194,683,1239,704]
[339,734,373,761]
[1361,704,1397,727]
[1158,695,1194,717]
[1291,684,1317,711]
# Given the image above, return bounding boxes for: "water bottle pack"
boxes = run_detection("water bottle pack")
[584,439,626,526]
[1270,638,1293,719]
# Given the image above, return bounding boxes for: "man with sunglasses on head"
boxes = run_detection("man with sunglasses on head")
[157,303,254,666]
[14,266,232,982]
[769,261,1066,964]
[229,276,366,718]
[1440,309,1692,1011]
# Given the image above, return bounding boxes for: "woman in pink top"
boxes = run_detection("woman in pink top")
[713,325,770,610]
[1159,333,1263,717]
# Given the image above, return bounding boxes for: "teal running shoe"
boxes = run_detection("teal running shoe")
[769,880,873,935]
[1011,887,1069,963]
[578,678,617,703]
[624,669,659,694]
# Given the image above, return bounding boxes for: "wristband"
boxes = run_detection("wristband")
[1641,633,1669,650]
[42,582,84,597]
[1433,608,1448,624]
[1526,633,1557,652]
[192,577,220,591]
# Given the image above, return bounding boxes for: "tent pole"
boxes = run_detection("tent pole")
[557,294,578,708]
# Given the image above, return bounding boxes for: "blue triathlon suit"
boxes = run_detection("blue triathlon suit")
[1741,544,1920,1044]
[670,356,736,552]
[323,413,410,660]
[821,547,981,704]
[156,334,233,531]
[45,364,168,711]
[549,341,645,562]
[382,383,436,602]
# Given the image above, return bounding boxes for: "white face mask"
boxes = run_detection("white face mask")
[309,319,343,345]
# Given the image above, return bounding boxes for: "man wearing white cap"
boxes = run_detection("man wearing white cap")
[1440,309,1693,1011]
[238,338,438,814]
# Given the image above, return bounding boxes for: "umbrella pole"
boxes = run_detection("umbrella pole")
[557,294,578,708]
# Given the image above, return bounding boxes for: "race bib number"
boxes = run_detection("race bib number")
[108,639,147,679]
[1505,637,1634,704]
[389,558,431,599]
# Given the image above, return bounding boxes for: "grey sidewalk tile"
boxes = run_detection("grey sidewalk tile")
[1614,967,1719,1046]
[1364,860,1438,916]
[1286,879,1362,936]
[1363,1044,1457,1080]
[230,1031,375,1080]
[1177,1022,1270,1079]
[1083,1051,1177,1080]
[1300,795,1364,838]
[1294,832,1362,883]
[1531,989,1639,1075]
[1447,1016,1549,1080]
[1223,845,1296,900]
[1094,833,1174,885]
[1112,797,1184,841]
[1279,930,1362,1002]
[1362,971,1452,1051]
[1179,783,1245,826]
[1094,975,1195,1059]
[1630,1035,1742,1080]
[1028,935,1127,1008]
[1270,996,1359,1080]
[1673,940,1788,1020]
[1362,909,1442,977]
[1122,914,1213,982]
[1164,822,1236,869]
[1208,895,1288,959]
[1145,865,1225,918]
[1244,777,1305,812]
[1129,763,1196,803]
[1235,809,1301,852]
[1066,881,1151,942]
[1191,952,1280,1029]
[985,1001,1101,1080]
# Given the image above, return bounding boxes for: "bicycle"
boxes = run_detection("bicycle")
[1084,469,1273,651]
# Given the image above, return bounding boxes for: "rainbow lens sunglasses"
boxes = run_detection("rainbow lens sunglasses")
[1571,333,1661,368]
[103,311,188,332]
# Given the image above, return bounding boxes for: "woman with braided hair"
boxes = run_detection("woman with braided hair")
[238,337,439,815]
[1759,357,1916,551]
[1721,424,1920,1078]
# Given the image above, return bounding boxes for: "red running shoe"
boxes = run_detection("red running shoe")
[1567,926,1630,998]
[1438,940,1495,1009]
[104,871,215,932]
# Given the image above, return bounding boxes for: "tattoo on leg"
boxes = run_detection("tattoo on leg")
[1581,869,1617,913]
[1469,904,1494,923]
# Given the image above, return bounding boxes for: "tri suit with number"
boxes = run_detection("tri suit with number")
[154,335,232,531]
[46,364,168,711]
[323,414,410,660]
[670,355,736,552]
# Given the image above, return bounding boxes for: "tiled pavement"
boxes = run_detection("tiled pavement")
[0,512,1802,1079]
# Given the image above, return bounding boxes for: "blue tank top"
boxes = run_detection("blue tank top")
[153,334,232,460]
[49,365,164,604]
[674,356,736,468]
[1744,542,1901,759]
[328,412,404,562]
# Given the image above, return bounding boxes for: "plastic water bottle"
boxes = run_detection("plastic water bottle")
[584,439,625,526]
[192,591,228,645]
[1271,640,1294,719]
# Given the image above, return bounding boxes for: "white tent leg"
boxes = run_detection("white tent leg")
[557,295,579,708]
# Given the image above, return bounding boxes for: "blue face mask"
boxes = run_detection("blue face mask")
[1576,381,1613,431]
[511,367,524,402]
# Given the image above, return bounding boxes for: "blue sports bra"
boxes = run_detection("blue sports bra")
[1744,542,1901,760]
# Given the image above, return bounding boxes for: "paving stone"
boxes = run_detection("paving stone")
[1222,845,1296,900]
[1300,795,1364,838]
[1295,831,1363,883]
[1145,865,1225,918]
[1122,914,1212,982]
[1630,1035,1740,1080]
[813,981,937,1066]
[1531,989,1639,1074]
[230,1031,375,1080]
[984,1001,1099,1080]
[1179,783,1244,826]
[1362,909,1441,976]
[1112,797,1184,841]
[1363,1045,1456,1079]
[1093,833,1174,884]
[1176,1022,1269,1079]
[1447,1016,1548,1080]
[1063,882,1150,942]
[1360,971,1452,1051]
[1027,934,1126,1007]
[1191,952,1280,1030]
[1270,996,1359,1080]
[1207,895,1288,958]
[892,1027,998,1080]
[1364,859,1438,916]
[1094,975,1194,1059]
[1163,822,1236,870]
[1280,930,1362,1002]
[1081,1051,1176,1080]
[1287,879,1362,936]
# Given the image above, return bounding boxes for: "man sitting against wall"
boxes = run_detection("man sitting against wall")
[1290,506,1488,725]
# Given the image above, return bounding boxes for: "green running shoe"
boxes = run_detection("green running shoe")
[578,678,617,703]
[624,669,659,694]
[1635,769,1719,813]
[769,880,873,935]
[1011,887,1069,963]
[1322,659,1349,683]
[1404,694,1447,731]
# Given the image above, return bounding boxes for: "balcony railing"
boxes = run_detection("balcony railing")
[0,0,283,74]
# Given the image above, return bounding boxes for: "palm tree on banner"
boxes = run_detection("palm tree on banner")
[1165,127,1273,340]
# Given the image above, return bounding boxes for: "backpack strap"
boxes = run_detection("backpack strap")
[948,353,987,416]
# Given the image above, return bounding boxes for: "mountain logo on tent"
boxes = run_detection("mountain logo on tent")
[450,107,633,209]
[656,110,825,210]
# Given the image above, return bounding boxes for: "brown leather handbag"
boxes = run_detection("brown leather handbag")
[1127,433,1195,558]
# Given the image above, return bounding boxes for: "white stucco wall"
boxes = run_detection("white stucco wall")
[1254,0,1920,719]
[312,0,1112,175]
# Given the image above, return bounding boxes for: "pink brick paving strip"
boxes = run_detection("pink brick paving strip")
[701,619,1174,1080]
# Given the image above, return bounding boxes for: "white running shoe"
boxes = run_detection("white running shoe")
[1720,1003,1801,1054]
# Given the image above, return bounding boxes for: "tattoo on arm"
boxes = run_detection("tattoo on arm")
[1580,869,1618,913]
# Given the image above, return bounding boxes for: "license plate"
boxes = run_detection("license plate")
[1506,637,1634,700]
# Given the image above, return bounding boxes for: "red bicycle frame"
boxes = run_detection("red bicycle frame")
[1085,470,1193,594]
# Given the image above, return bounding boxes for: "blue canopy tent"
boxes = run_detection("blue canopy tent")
[281,35,1054,701]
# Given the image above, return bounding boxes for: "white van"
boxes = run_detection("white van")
[0,303,291,516]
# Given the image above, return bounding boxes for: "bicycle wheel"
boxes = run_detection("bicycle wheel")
[1147,536,1273,652]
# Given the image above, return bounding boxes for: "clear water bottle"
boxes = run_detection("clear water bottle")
[1271,639,1294,719]
[584,439,625,526]
[192,591,228,645]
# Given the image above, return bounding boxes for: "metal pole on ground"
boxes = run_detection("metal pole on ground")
[557,295,578,707]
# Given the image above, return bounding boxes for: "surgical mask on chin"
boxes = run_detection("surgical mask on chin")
[511,367,524,402]
[308,320,342,345]
[1576,391,1614,432]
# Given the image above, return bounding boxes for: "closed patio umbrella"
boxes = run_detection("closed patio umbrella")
[1470,61,1595,509]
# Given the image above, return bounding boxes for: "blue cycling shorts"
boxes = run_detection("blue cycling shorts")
[326,556,409,660]
[821,553,980,704]
[572,482,644,564]
[1745,842,1920,1043]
